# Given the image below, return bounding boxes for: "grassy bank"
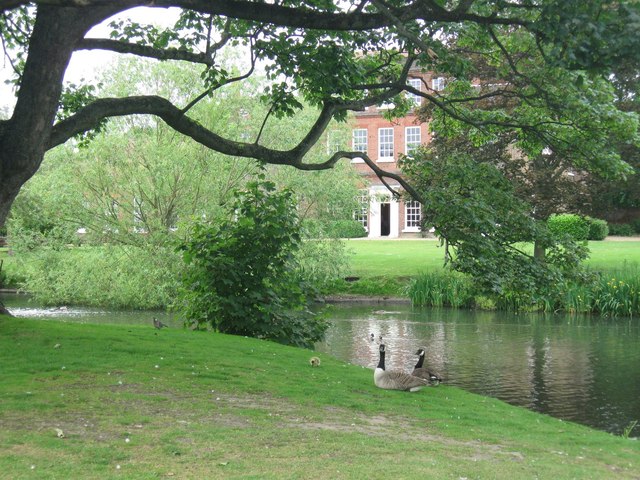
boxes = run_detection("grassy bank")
[1,317,638,479]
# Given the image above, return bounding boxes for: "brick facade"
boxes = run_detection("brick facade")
[349,70,440,238]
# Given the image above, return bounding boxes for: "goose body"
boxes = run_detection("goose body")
[374,344,429,392]
[412,348,442,385]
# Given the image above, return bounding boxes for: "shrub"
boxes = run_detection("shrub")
[585,216,609,241]
[547,214,590,241]
[608,223,635,236]
[294,239,350,293]
[325,219,367,238]
[178,178,328,348]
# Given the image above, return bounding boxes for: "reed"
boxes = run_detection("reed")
[407,265,640,318]
[591,266,640,317]
[406,271,474,308]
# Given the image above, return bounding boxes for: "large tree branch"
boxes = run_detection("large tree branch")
[336,151,425,203]
[47,95,348,170]
[5,0,532,30]
[77,38,214,65]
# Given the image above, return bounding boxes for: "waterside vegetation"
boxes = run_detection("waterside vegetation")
[333,239,640,316]
[2,239,640,317]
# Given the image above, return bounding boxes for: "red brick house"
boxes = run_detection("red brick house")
[348,70,444,238]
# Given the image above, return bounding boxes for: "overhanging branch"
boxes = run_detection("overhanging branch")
[6,0,532,30]
[77,38,214,65]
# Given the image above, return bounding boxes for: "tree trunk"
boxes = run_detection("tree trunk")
[0,6,116,228]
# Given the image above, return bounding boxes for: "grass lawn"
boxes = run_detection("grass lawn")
[344,238,640,277]
[1,317,638,479]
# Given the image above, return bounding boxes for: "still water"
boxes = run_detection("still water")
[2,293,639,435]
[317,302,640,436]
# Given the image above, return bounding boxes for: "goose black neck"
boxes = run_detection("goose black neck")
[377,349,386,370]
[415,353,425,369]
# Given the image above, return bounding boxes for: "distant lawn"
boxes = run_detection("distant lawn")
[345,238,640,278]
[0,318,638,479]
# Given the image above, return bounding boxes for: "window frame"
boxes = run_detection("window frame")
[406,78,422,107]
[432,77,446,91]
[353,191,369,232]
[405,126,421,156]
[352,128,368,163]
[404,200,422,232]
[378,127,394,162]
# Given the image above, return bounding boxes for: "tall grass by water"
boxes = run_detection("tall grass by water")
[405,270,474,308]
[564,265,640,317]
[408,265,640,317]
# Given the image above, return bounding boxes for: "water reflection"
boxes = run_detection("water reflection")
[1,293,176,326]
[317,303,640,435]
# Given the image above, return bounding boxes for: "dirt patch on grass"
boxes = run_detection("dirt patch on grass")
[1,386,524,464]
[287,408,524,463]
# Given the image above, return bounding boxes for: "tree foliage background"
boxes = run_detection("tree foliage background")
[5,59,358,309]
[2,0,639,225]
[1,0,639,317]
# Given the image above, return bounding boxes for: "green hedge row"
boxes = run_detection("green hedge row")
[547,214,609,241]
[608,219,640,236]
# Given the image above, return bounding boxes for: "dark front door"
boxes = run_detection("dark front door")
[381,203,390,236]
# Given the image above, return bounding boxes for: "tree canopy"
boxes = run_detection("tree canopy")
[1,0,639,229]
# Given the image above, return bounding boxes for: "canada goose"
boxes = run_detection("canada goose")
[153,318,168,329]
[374,344,429,392]
[412,348,442,385]
[309,356,321,367]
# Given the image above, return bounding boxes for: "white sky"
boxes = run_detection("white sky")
[0,7,179,112]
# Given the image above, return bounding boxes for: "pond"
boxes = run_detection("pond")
[317,303,640,436]
[2,293,639,436]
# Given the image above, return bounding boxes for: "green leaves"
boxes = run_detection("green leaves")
[401,142,589,310]
[178,176,327,348]
[535,0,640,72]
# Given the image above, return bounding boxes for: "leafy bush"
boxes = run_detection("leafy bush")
[633,219,640,234]
[178,178,328,348]
[324,219,367,238]
[608,223,636,236]
[585,216,609,241]
[547,214,590,241]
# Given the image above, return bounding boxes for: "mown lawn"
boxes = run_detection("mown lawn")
[344,238,640,277]
[0,317,638,479]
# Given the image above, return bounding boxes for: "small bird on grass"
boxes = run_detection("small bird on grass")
[153,317,168,329]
